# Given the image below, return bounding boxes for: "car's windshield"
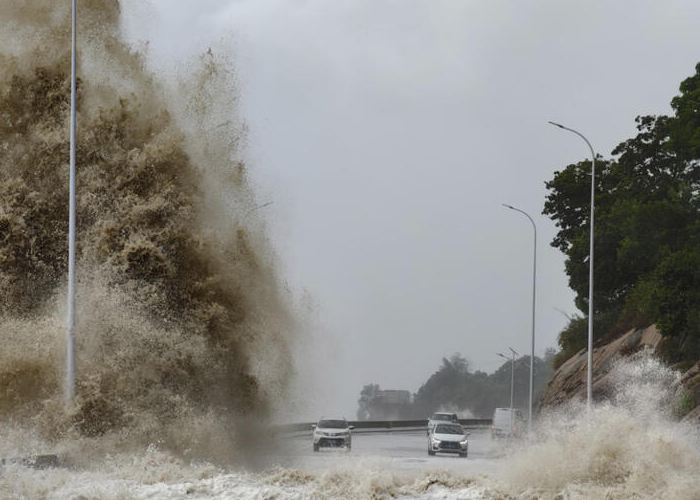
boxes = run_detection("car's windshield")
[432,414,454,421]
[318,419,348,429]
[435,424,463,434]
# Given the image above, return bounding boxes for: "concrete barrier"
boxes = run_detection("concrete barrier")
[277,418,492,434]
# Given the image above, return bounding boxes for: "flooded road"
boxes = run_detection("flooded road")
[275,428,502,475]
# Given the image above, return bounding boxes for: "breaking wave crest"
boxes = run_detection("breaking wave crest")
[0,0,294,464]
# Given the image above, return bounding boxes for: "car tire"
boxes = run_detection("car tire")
[459,452,467,458]
[428,449,435,456]
[313,443,319,452]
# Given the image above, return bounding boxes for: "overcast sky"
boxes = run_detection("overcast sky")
[121,0,700,420]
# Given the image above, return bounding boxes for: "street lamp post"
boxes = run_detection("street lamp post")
[502,204,536,433]
[498,348,519,432]
[497,348,518,411]
[548,121,596,413]
[66,0,77,405]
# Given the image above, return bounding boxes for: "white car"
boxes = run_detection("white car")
[428,422,469,457]
[426,412,459,435]
[312,418,354,451]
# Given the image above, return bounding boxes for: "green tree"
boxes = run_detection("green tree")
[543,62,700,365]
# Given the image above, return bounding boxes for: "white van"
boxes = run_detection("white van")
[491,408,524,438]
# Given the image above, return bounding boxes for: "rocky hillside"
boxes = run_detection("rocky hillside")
[539,325,700,422]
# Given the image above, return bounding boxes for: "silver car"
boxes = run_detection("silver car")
[428,422,469,457]
[312,418,354,451]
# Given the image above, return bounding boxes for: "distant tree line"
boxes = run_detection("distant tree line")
[357,350,555,420]
[544,62,700,370]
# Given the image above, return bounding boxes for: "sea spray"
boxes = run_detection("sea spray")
[499,351,700,499]
[0,0,294,465]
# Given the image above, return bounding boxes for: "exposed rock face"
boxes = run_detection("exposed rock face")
[538,325,698,411]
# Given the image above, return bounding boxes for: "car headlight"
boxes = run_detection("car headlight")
[431,438,441,446]
[460,440,468,446]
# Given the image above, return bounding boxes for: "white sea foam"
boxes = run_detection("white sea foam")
[3,352,699,500]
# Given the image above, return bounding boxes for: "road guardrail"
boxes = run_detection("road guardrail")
[277,418,492,434]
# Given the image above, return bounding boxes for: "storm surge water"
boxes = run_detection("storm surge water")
[251,353,699,500]
[5,350,699,499]
[0,0,294,466]
[2,2,700,499]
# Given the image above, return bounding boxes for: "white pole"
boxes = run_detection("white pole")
[510,351,514,411]
[502,204,537,433]
[498,350,517,412]
[67,0,77,404]
[499,349,518,432]
[508,347,518,411]
[548,121,595,413]
[509,348,518,433]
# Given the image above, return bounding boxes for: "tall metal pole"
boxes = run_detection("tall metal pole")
[509,351,514,410]
[502,204,537,433]
[67,0,77,404]
[498,348,518,430]
[548,121,595,413]
[508,347,517,412]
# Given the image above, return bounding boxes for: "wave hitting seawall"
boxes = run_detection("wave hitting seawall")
[0,0,294,466]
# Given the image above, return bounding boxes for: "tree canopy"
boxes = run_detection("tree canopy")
[544,62,700,367]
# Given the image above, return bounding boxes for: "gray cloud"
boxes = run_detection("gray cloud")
[122,0,700,419]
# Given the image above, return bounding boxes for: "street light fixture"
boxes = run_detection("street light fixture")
[548,121,596,413]
[497,348,519,433]
[243,201,273,221]
[502,204,536,433]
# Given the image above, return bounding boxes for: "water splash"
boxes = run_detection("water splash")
[499,352,700,499]
[0,0,295,464]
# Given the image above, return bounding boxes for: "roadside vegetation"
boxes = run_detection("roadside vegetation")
[544,62,700,371]
[357,350,555,420]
